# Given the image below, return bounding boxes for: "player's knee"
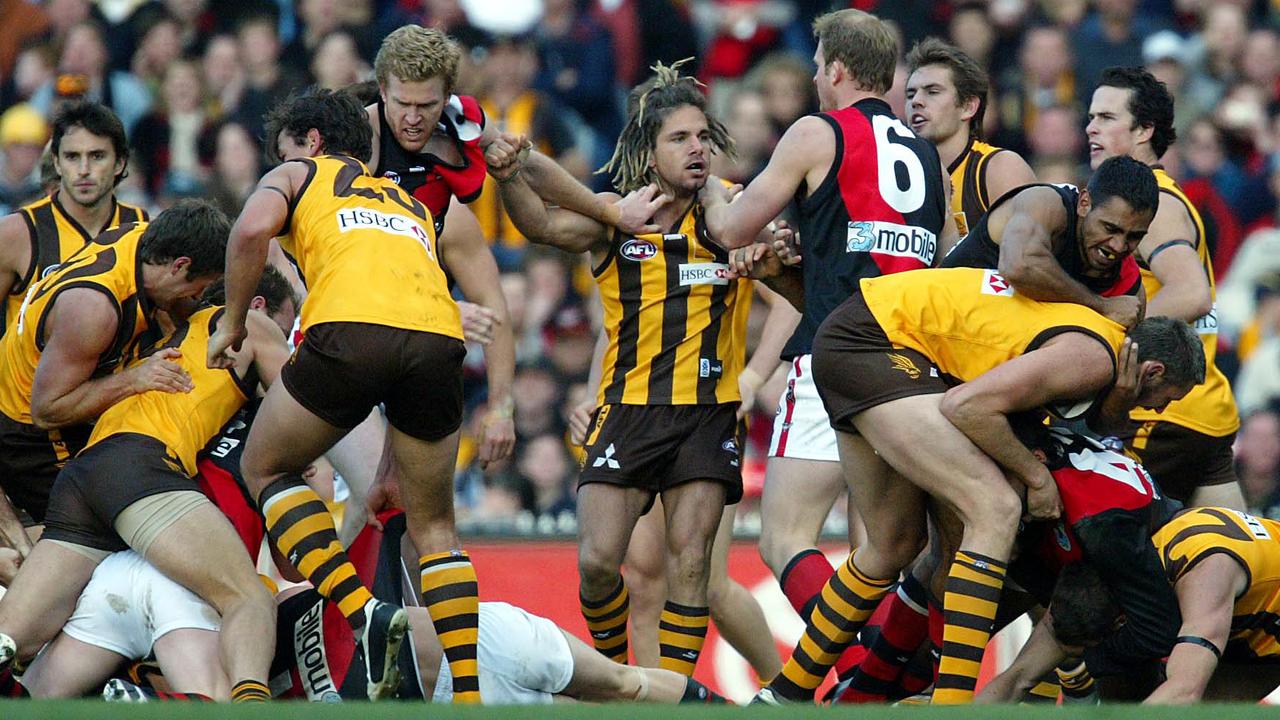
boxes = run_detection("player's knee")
[865,521,926,572]
[667,543,713,588]
[578,547,623,596]
[204,569,275,617]
[960,484,1022,541]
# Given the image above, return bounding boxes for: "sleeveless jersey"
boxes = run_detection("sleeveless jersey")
[8,193,147,327]
[861,267,1127,389]
[942,183,1142,298]
[1129,169,1239,437]
[593,201,752,406]
[0,224,152,425]
[375,94,487,237]
[783,98,947,359]
[279,155,462,339]
[949,138,1005,239]
[1153,507,1280,660]
[88,306,255,476]
[1024,432,1166,573]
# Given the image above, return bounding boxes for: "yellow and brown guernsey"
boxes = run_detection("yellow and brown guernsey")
[8,193,147,328]
[1153,507,1280,660]
[278,154,462,339]
[949,139,1006,239]
[593,202,752,406]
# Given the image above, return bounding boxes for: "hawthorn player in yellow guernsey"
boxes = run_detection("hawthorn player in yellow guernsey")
[758,261,1203,704]
[0,201,227,557]
[904,38,1035,239]
[208,89,477,703]
[1147,507,1280,702]
[1085,67,1244,508]
[0,102,147,331]
[0,294,291,705]
[485,62,755,679]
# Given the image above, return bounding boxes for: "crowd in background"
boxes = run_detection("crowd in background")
[3,0,1280,530]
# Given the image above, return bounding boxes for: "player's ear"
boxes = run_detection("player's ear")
[306,128,324,156]
[960,95,981,123]
[1077,189,1092,220]
[171,256,192,277]
[1142,360,1165,383]
[249,295,267,312]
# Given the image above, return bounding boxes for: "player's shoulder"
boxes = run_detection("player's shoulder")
[442,94,486,142]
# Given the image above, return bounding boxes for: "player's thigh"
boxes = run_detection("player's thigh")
[852,393,1012,519]
[20,633,125,698]
[242,379,349,490]
[142,501,269,612]
[760,457,844,545]
[661,479,727,556]
[0,539,99,651]
[836,430,927,566]
[325,408,388,507]
[154,628,229,699]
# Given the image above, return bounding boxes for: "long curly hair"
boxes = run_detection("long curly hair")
[599,59,735,193]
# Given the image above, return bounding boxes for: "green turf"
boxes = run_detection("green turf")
[0,701,1275,719]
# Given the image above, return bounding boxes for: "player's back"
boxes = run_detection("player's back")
[783,98,947,359]
[89,305,254,476]
[279,155,463,340]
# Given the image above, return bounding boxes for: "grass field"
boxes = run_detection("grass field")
[1,701,1276,719]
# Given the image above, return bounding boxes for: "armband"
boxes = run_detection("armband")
[1175,635,1221,659]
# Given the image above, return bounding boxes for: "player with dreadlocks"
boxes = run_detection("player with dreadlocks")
[484,60,780,678]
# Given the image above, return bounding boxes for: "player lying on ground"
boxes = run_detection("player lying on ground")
[980,506,1280,704]
[3,515,725,705]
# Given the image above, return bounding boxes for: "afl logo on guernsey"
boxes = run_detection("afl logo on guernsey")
[621,239,658,261]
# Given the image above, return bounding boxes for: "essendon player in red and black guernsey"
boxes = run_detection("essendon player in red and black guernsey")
[700,10,953,704]
[941,157,1155,327]
[367,25,646,240]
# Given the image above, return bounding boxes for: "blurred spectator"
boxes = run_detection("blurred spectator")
[694,0,793,83]
[201,34,245,118]
[1143,30,1203,139]
[748,52,816,139]
[1234,273,1280,414]
[994,25,1076,155]
[534,0,623,157]
[131,58,211,197]
[0,0,50,80]
[516,434,577,519]
[203,121,262,218]
[1,42,56,115]
[1241,28,1280,102]
[948,3,996,72]
[711,87,772,183]
[473,33,588,263]
[130,10,184,94]
[512,363,566,440]
[1026,104,1084,164]
[594,0,700,88]
[1236,407,1280,518]
[1073,0,1167,106]
[1182,116,1272,227]
[310,31,370,89]
[283,0,346,79]
[421,0,472,33]
[29,21,153,136]
[0,104,50,214]
[1184,2,1248,106]
[232,14,305,141]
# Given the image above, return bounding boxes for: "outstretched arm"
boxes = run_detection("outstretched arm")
[209,163,296,368]
[1140,193,1211,322]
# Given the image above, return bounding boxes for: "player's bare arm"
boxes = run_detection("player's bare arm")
[1146,554,1245,704]
[1141,193,1212,321]
[438,199,516,466]
[702,116,834,249]
[242,308,292,391]
[486,141,612,259]
[982,151,1037,211]
[208,163,298,368]
[30,290,192,429]
[976,611,1070,703]
[940,333,1116,518]
[0,213,33,301]
[993,188,1101,304]
[737,285,800,419]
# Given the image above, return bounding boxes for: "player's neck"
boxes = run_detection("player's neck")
[1131,147,1160,167]
[653,183,694,230]
[57,189,115,235]
[828,87,881,111]
[936,128,974,170]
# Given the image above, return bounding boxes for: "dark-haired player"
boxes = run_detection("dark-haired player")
[1086,66,1243,509]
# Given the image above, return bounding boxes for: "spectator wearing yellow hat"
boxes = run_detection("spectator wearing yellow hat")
[0,105,49,215]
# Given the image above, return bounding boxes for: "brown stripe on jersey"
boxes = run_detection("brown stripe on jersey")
[960,147,986,223]
[603,236,644,404]
[13,209,38,295]
[647,232,690,403]
[695,280,732,404]
[29,202,62,279]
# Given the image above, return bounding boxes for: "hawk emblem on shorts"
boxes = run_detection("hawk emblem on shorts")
[887,353,921,379]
